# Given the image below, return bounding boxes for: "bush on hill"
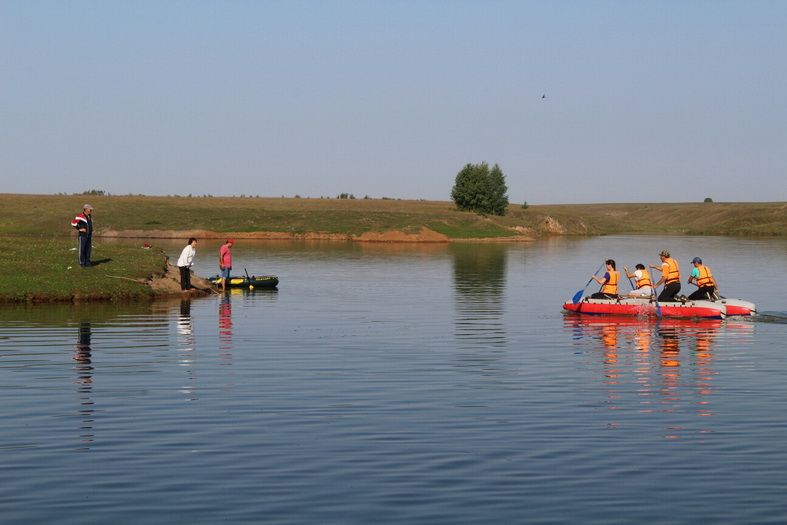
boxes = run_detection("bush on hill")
[451,162,509,216]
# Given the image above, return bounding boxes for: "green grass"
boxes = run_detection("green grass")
[1,194,785,240]
[0,236,168,302]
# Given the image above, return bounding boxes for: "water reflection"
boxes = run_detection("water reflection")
[219,292,233,364]
[177,299,197,399]
[72,321,94,449]
[451,244,507,372]
[565,315,726,439]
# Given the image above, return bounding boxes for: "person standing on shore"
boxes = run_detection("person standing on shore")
[651,249,681,302]
[218,239,234,291]
[70,204,94,268]
[177,238,197,291]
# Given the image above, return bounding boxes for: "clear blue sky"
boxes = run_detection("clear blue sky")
[2,1,785,203]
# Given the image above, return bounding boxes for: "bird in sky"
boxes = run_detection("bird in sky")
[541,94,546,99]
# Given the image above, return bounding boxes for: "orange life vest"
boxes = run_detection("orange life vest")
[696,265,716,288]
[636,269,652,289]
[663,258,680,284]
[601,270,619,295]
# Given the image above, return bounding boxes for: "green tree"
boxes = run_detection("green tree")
[451,162,509,216]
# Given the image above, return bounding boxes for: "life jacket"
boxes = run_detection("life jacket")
[696,265,716,288]
[663,258,680,284]
[601,270,619,295]
[636,269,652,289]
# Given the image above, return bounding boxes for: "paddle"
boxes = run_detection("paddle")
[651,283,662,318]
[572,264,604,304]
[244,267,251,280]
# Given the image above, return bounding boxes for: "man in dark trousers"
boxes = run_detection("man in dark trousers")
[70,204,94,267]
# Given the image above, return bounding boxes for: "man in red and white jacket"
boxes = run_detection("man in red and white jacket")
[70,204,94,267]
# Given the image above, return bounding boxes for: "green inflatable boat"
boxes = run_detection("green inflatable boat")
[208,274,279,289]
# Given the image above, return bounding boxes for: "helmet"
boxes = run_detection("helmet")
[692,257,702,264]
[659,250,670,258]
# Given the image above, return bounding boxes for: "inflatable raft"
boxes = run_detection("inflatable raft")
[712,297,756,316]
[563,297,726,319]
[207,275,279,289]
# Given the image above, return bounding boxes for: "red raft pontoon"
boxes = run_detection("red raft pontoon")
[712,297,756,316]
[563,297,726,319]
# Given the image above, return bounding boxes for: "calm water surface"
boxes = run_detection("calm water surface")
[2,236,787,524]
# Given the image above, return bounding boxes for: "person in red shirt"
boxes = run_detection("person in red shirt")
[218,239,234,291]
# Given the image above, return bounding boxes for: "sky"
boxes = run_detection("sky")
[1,1,786,204]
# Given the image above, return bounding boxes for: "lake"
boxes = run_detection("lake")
[2,235,787,524]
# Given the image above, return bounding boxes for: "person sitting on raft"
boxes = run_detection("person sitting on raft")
[623,263,653,297]
[687,257,718,300]
[651,249,681,302]
[590,259,619,299]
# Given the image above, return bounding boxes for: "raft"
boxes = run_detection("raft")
[712,297,756,316]
[563,297,726,319]
[207,275,279,289]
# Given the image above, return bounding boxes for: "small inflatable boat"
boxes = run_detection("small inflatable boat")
[207,275,279,289]
[563,297,726,319]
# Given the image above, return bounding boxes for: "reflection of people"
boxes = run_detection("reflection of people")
[218,239,234,292]
[651,250,681,302]
[177,237,198,291]
[70,204,94,268]
[73,321,93,371]
[623,264,653,298]
[590,259,619,299]
[73,321,95,447]
[219,292,233,358]
[687,257,717,301]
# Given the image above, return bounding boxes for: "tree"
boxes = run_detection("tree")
[451,162,509,216]
[704,197,713,203]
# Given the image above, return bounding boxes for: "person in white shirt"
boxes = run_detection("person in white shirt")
[624,263,654,298]
[177,238,197,290]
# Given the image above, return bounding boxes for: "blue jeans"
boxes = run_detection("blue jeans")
[78,236,92,267]
[220,266,232,279]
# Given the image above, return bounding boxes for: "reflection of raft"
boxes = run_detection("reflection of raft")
[208,275,279,289]
[563,297,726,319]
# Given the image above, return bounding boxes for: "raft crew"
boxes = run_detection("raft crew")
[687,257,718,300]
[70,204,94,268]
[623,263,653,298]
[651,249,681,302]
[590,259,619,299]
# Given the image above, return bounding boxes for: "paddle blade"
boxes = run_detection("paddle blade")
[656,303,662,318]
[572,289,584,304]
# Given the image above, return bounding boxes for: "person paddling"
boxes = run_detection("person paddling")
[687,257,718,300]
[218,239,234,291]
[623,263,653,297]
[651,249,681,302]
[590,259,619,299]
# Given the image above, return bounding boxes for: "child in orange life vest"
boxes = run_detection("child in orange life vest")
[624,263,653,297]
[687,257,718,300]
[590,259,620,299]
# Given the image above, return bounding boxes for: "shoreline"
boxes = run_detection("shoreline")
[97,227,535,243]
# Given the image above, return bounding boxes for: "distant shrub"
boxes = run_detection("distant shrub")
[82,189,106,196]
[704,197,713,203]
[521,201,529,209]
[451,162,509,216]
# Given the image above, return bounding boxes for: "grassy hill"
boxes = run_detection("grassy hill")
[1,194,786,238]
